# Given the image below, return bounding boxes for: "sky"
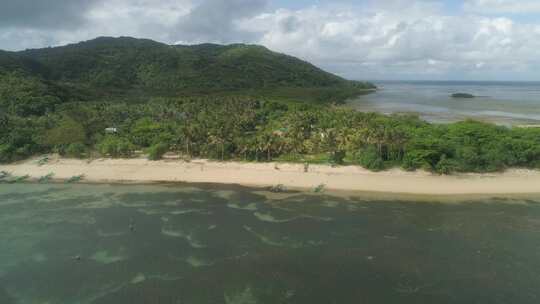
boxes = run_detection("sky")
[1,0,540,81]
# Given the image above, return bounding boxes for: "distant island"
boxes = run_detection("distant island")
[451,93,476,98]
[1,36,540,181]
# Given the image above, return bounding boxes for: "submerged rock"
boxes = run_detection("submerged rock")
[451,93,475,98]
[269,184,287,193]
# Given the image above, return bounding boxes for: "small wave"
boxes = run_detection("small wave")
[254,212,332,223]
[161,228,207,248]
[227,202,258,211]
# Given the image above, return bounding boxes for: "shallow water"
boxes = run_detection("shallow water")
[349,81,540,125]
[1,183,540,303]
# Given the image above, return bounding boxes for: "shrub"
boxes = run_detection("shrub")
[330,150,346,165]
[64,143,87,158]
[402,150,434,171]
[42,118,86,147]
[97,136,135,158]
[147,143,169,161]
[0,144,13,163]
[455,146,481,171]
[131,118,167,147]
[358,147,385,171]
[435,155,459,174]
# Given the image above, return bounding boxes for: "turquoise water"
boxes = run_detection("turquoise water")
[349,81,540,125]
[1,183,540,303]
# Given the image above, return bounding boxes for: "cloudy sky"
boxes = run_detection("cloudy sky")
[1,0,540,81]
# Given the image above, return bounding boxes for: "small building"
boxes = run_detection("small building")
[105,127,118,134]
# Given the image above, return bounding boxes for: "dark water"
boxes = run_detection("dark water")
[349,81,540,125]
[1,183,540,304]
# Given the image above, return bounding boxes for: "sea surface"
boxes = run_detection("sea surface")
[349,81,540,125]
[1,183,540,304]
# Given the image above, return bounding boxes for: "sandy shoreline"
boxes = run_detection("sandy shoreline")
[2,156,540,196]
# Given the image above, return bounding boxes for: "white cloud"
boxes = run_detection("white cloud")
[0,0,195,50]
[173,0,268,43]
[238,3,540,80]
[1,0,540,80]
[464,0,540,14]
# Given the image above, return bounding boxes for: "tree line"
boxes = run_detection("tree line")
[2,93,539,174]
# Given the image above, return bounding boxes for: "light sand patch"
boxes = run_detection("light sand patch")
[253,212,332,223]
[321,201,341,208]
[137,209,162,215]
[163,201,182,207]
[161,228,183,238]
[90,250,126,264]
[186,256,214,268]
[243,226,290,247]
[131,273,146,284]
[83,282,128,304]
[161,228,207,248]
[138,208,209,216]
[227,202,258,211]
[73,198,120,209]
[97,230,127,238]
[243,226,323,249]
[251,190,301,201]
[147,274,183,281]
[347,204,360,211]
[212,190,237,200]
[253,212,296,223]
[170,209,209,215]
[300,214,333,222]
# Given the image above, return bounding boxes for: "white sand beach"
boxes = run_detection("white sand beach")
[2,156,540,195]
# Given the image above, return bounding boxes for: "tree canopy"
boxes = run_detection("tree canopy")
[2,95,539,174]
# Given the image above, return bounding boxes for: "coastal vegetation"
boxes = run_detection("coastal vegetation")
[66,175,85,184]
[1,37,540,174]
[1,96,540,174]
[38,173,55,183]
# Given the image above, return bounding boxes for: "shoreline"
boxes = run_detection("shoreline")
[2,157,540,196]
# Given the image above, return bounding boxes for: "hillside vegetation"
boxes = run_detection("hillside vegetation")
[0,37,374,108]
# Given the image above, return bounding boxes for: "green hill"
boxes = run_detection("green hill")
[0,37,373,101]
[0,50,47,75]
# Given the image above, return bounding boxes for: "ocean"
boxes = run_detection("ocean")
[1,183,540,303]
[348,81,540,126]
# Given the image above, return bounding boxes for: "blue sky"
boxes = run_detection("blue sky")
[1,0,540,81]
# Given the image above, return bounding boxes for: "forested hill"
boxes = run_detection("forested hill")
[0,37,374,100]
